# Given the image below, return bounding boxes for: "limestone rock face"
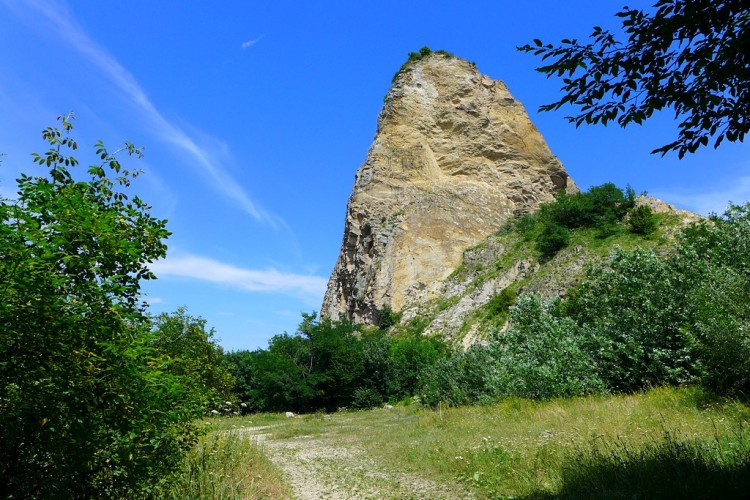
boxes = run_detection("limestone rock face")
[322,54,577,325]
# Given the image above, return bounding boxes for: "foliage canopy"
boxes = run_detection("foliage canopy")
[0,115,231,497]
[519,0,750,157]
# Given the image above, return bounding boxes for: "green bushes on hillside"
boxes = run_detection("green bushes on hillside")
[515,183,654,259]
[422,202,750,406]
[226,188,750,413]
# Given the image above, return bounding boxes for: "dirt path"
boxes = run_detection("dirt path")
[245,423,475,499]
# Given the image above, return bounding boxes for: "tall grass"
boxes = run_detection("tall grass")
[160,387,750,498]
[351,387,750,497]
[162,428,290,499]
[554,428,750,498]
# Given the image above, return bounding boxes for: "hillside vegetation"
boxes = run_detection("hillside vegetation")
[227,183,750,412]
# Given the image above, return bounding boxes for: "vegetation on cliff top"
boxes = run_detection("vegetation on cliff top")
[391,46,458,83]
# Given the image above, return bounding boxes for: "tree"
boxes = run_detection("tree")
[0,115,209,497]
[151,308,236,411]
[519,0,750,157]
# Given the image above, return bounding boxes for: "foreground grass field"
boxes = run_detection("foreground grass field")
[172,386,750,498]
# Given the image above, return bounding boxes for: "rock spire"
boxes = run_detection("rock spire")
[322,53,576,325]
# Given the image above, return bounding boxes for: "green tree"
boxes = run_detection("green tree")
[628,205,657,235]
[498,295,605,399]
[519,0,750,157]
[151,307,236,411]
[0,115,205,497]
[302,315,366,411]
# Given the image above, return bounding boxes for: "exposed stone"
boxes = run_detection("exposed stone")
[322,53,576,325]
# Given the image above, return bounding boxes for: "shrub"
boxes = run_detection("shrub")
[536,223,569,260]
[497,295,606,399]
[0,115,210,497]
[484,287,517,319]
[352,387,384,409]
[420,345,506,407]
[392,47,455,83]
[628,205,657,234]
[378,305,402,330]
[564,248,698,391]
[388,333,447,400]
[523,183,644,258]
[151,308,236,411]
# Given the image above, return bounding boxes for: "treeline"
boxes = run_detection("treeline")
[225,313,446,413]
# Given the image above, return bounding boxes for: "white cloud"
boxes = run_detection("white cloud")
[150,254,327,302]
[654,174,750,216]
[146,297,164,304]
[7,0,280,227]
[241,36,263,50]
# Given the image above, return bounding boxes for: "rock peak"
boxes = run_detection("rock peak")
[322,54,576,325]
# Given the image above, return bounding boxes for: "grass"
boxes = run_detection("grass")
[162,423,291,499]
[223,386,750,498]
[553,428,750,499]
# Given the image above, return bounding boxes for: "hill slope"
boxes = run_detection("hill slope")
[393,194,700,347]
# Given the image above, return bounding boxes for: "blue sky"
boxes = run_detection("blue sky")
[2,1,748,350]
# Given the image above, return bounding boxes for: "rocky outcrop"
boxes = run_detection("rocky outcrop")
[322,53,577,325]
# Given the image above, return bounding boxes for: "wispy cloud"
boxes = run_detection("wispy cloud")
[151,254,327,302]
[241,36,263,50]
[655,175,750,216]
[7,0,279,227]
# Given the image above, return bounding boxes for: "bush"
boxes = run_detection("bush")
[564,248,697,391]
[628,205,657,234]
[392,47,455,83]
[152,308,236,411]
[540,183,634,232]
[484,287,517,319]
[351,388,384,409]
[678,205,750,395]
[420,345,506,407]
[0,115,211,497]
[521,183,643,258]
[388,333,447,400]
[378,305,402,330]
[497,295,605,399]
[536,223,569,260]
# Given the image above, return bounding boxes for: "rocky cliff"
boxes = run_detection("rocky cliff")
[322,52,577,325]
